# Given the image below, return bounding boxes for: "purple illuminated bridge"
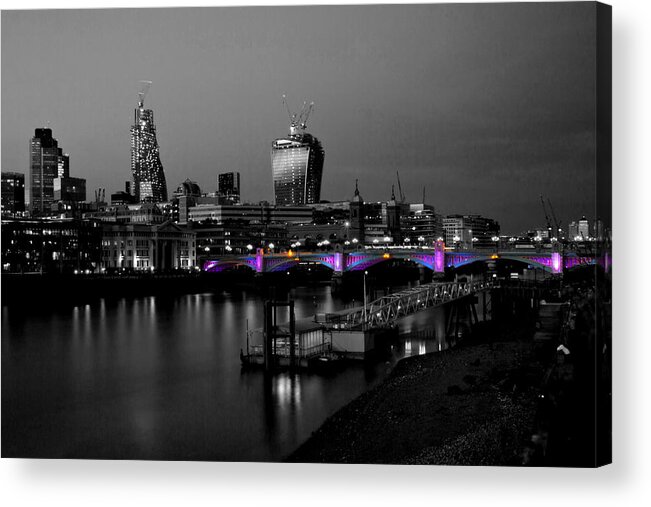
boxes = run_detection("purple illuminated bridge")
[203,242,606,276]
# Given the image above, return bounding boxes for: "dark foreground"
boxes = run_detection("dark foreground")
[288,326,542,465]
[288,286,611,466]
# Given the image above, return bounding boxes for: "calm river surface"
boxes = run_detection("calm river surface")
[2,284,452,461]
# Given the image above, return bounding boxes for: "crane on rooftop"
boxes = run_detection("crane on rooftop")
[138,80,153,107]
[282,94,315,133]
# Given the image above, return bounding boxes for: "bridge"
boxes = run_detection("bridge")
[203,241,605,275]
[320,279,496,331]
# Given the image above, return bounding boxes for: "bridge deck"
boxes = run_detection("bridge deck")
[323,279,497,330]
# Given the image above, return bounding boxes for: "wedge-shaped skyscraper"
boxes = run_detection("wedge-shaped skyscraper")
[131,82,168,203]
[271,98,324,206]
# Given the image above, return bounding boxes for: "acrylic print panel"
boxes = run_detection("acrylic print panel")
[1,2,611,466]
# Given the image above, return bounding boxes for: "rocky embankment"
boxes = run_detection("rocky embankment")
[287,320,546,465]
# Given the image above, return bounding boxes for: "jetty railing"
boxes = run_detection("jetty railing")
[330,279,497,330]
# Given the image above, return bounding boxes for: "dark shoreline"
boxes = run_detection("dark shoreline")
[286,282,611,467]
[286,318,544,465]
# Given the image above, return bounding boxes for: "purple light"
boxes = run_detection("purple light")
[334,252,343,272]
[255,252,263,273]
[551,252,562,274]
[434,250,444,272]
[203,260,219,272]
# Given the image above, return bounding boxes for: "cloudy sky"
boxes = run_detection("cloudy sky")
[2,3,598,233]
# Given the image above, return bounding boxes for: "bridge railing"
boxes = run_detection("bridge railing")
[326,279,497,330]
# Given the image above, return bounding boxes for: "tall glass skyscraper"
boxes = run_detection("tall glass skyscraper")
[30,128,60,215]
[130,85,168,203]
[271,102,324,206]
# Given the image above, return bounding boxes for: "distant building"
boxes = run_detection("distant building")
[568,221,579,240]
[349,181,365,245]
[30,128,61,215]
[192,222,287,257]
[130,84,168,203]
[403,203,443,245]
[1,218,102,273]
[578,216,590,239]
[173,179,202,199]
[386,187,401,244]
[101,221,195,271]
[57,148,69,178]
[54,176,86,203]
[110,191,136,206]
[188,203,313,225]
[271,100,324,206]
[83,202,166,225]
[443,215,500,249]
[1,172,26,216]
[218,172,241,204]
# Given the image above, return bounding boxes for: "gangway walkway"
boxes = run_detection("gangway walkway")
[324,279,497,330]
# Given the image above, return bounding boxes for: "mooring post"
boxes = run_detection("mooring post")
[263,300,273,372]
[289,300,296,368]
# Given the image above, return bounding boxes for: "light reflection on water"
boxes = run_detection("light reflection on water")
[2,284,481,461]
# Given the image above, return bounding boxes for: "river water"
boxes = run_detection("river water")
[2,284,456,462]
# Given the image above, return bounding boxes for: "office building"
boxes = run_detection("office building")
[1,172,26,216]
[57,148,69,178]
[130,83,168,203]
[188,203,313,225]
[271,100,324,205]
[30,128,61,215]
[54,176,86,203]
[218,172,241,204]
[443,215,500,249]
[403,203,443,245]
[1,218,102,273]
[578,216,590,239]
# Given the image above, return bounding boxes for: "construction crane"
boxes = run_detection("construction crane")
[546,197,563,240]
[539,194,553,237]
[138,80,153,107]
[297,101,314,129]
[396,171,406,203]
[282,95,314,131]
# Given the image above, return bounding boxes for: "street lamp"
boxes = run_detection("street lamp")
[246,244,253,251]
[268,243,275,252]
[363,270,369,329]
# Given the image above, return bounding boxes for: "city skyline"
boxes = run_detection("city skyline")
[2,4,598,232]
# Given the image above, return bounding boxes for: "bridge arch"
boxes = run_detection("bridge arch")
[203,258,257,273]
[446,252,557,273]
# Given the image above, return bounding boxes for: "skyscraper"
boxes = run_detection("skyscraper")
[218,172,241,204]
[57,148,69,178]
[130,82,168,203]
[30,128,60,215]
[271,98,324,206]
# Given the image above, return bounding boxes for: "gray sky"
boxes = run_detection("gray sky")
[2,3,597,233]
